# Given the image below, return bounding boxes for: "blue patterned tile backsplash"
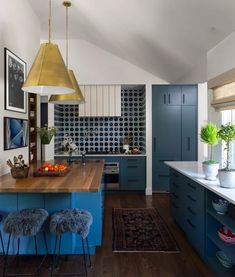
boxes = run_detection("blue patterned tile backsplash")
[54,86,146,154]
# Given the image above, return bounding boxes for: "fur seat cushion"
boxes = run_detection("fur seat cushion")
[49,209,93,238]
[3,208,48,237]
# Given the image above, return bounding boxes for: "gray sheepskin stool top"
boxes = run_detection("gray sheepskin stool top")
[49,209,93,239]
[3,208,49,237]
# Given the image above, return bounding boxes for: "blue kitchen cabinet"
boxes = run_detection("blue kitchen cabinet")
[56,156,147,191]
[152,85,198,191]
[120,157,146,190]
[182,105,197,161]
[169,169,205,258]
[181,85,197,106]
[167,85,182,105]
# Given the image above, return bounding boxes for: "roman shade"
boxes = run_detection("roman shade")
[212,82,235,111]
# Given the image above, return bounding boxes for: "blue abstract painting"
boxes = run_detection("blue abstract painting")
[4,117,28,150]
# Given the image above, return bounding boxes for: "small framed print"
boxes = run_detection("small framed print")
[4,48,27,113]
[4,117,28,150]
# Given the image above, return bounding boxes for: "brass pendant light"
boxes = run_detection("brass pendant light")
[22,0,74,95]
[49,1,85,104]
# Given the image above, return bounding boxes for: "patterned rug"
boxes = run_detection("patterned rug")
[113,208,180,252]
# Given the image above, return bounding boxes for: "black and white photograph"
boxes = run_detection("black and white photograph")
[4,48,27,113]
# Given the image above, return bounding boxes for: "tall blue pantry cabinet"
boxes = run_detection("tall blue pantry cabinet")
[152,85,198,191]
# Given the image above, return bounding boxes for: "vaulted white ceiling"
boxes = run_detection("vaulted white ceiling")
[28,0,235,82]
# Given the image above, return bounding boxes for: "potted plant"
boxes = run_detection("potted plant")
[217,122,235,188]
[200,122,220,180]
[37,126,56,145]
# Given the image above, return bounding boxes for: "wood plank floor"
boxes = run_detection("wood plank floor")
[1,193,213,277]
[89,193,212,277]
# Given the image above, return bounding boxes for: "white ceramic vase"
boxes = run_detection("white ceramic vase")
[202,162,219,181]
[218,169,235,188]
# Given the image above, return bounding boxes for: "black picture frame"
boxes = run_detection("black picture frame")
[4,48,27,113]
[4,117,28,151]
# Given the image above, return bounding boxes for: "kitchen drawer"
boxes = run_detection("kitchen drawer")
[120,175,146,190]
[170,199,180,223]
[125,163,145,176]
[124,157,146,164]
[170,169,181,183]
[184,177,204,197]
[185,215,205,257]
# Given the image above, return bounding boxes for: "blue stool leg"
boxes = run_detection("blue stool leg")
[85,238,91,268]
[16,238,20,266]
[34,235,40,276]
[81,238,88,277]
[43,231,48,255]
[3,234,11,277]
[51,235,58,277]
[0,230,5,256]
[56,235,62,267]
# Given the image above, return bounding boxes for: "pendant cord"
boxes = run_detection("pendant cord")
[66,5,68,67]
[49,0,51,43]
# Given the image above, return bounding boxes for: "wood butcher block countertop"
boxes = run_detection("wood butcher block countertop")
[0,160,104,193]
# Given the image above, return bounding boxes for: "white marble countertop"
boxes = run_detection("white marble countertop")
[165,161,235,205]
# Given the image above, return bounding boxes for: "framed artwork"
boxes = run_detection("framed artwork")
[4,48,27,113]
[4,117,28,150]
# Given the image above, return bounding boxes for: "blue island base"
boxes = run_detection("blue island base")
[0,189,104,255]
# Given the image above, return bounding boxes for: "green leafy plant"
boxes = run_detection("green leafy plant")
[218,122,235,171]
[200,122,220,163]
[37,126,56,145]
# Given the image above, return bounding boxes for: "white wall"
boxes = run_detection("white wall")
[207,31,235,87]
[197,83,209,161]
[47,39,168,195]
[0,0,40,174]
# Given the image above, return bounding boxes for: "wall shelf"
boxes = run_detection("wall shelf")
[28,93,37,163]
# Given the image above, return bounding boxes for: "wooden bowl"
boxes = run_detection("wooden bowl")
[11,167,29,179]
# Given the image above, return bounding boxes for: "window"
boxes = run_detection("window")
[221,110,235,168]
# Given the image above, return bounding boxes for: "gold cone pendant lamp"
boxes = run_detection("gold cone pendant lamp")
[49,1,85,104]
[22,0,74,95]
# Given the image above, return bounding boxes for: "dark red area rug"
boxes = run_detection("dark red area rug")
[113,208,180,252]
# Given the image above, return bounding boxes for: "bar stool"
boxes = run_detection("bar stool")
[49,208,93,277]
[3,208,49,277]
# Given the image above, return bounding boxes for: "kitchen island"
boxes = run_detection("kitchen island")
[166,161,235,276]
[0,160,104,255]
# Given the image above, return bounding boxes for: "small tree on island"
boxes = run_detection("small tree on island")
[200,122,220,164]
[218,122,235,171]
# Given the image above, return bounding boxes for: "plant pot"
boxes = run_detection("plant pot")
[202,162,219,181]
[218,169,235,188]
[40,134,54,145]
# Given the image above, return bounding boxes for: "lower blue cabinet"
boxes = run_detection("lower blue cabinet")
[169,169,205,258]
[56,155,146,191]
[120,157,146,190]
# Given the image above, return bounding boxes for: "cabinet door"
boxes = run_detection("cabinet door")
[152,105,181,191]
[182,106,197,161]
[181,85,197,105]
[120,157,146,190]
[167,85,182,105]
[152,85,168,106]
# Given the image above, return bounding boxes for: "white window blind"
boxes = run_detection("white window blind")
[212,82,235,111]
